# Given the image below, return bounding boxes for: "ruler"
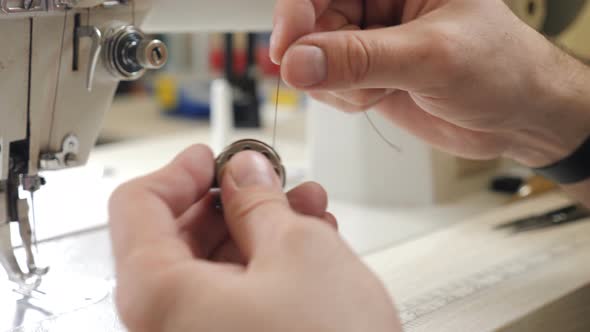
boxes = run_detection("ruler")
[398,239,582,328]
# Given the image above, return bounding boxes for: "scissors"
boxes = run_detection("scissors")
[495,204,590,233]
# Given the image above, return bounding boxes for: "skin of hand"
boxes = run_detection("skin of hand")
[108,145,401,332]
[271,0,590,168]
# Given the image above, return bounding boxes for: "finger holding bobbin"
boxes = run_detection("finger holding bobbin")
[213,139,286,188]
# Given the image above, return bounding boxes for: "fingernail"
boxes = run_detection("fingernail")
[283,45,327,87]
[228,151,278,189]
[270,23,281,65]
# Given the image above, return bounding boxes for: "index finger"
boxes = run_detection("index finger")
[270,0,332,63]
[108,144,215,271]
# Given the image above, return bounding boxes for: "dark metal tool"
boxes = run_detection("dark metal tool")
[495,204,590,233]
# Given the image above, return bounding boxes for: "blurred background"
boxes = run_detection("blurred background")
[99,32,289,143]
[99,0,590,146]
[92,0,590,212]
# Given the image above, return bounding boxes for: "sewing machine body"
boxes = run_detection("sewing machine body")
[0,0,274,283]
[0,0,163,283]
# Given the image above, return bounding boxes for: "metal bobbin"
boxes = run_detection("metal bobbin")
[214,139,286,188]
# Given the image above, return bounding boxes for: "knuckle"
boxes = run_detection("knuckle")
[228,191,288,221]
[108,179,148,216]
[344,33,371,85]
[422,26,463,78]
[276,219,325,253]
[278,221,313,247]
[108,182,135,214]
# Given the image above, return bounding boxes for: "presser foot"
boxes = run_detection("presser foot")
[0,222,26,283]
[0,180,49,285]
[0,223,49,286]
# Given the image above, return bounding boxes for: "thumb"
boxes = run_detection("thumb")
[220,151,297,261]
[281,23,443,91]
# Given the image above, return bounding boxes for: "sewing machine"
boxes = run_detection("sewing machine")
[0,0,273,285]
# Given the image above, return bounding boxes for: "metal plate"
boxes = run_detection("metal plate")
[0,229,123,332]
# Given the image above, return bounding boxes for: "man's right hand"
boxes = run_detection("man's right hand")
[271,0,590,168]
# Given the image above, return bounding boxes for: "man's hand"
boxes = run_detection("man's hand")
[272,0,590,168]
[109,145,401,332]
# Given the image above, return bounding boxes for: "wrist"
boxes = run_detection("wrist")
[503,49,590,168]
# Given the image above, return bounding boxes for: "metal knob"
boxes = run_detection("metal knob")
[137,39,168,70]
[103,25,168,81]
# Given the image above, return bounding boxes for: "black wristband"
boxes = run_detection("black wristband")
[534,135,590,185]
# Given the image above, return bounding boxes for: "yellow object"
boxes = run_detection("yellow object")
[271,87,299,108]
[154,75,179,110]
[511,175,558,202]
